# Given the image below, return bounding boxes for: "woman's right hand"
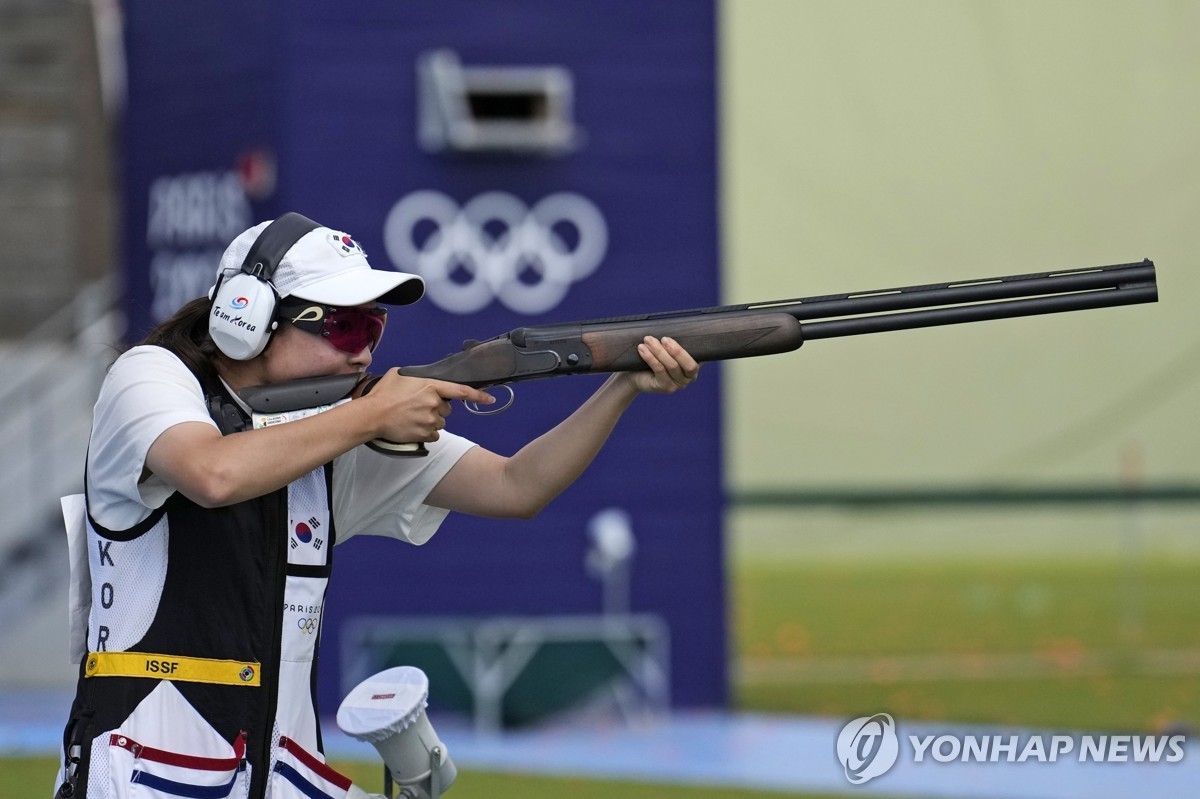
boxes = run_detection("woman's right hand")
[357,368,495,445]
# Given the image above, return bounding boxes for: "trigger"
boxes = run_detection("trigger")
[465,384,515,416]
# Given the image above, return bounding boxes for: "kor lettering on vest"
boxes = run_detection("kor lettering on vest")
[98,540,115,567]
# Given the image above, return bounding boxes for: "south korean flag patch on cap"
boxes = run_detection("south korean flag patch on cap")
[327,231,366,257]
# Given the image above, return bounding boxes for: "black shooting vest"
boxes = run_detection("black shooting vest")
[56,367,346,799]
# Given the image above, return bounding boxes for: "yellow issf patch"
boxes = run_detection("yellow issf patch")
[84,652,260,687]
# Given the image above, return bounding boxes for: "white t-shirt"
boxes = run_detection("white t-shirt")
[86,346,475,545]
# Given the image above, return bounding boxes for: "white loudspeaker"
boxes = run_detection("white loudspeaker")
[208,271,280,360]
[337,667,457,799]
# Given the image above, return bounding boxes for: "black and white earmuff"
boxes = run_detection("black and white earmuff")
[208,212,320,360]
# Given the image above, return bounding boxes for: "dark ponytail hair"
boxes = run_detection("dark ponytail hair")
[140,297,221,383]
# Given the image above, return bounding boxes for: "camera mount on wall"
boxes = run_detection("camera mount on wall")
[417,49,581,157]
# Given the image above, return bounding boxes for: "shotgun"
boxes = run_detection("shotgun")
[241,259,1157,455]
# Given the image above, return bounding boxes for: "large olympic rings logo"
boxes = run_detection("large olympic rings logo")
[383,190,608,315]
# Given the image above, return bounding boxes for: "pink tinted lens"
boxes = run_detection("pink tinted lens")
[323,308,386,354]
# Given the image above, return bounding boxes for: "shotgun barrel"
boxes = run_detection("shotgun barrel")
[241,260,1158,417]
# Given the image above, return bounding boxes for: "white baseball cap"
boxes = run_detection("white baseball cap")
[213,219,424,306]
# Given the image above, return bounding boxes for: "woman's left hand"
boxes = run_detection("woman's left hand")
[626,336,700,394]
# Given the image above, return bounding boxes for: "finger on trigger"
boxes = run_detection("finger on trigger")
[434,380,496,405]
[459,386,496,405]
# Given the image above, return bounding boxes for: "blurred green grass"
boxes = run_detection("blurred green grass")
[733,557,1200,731]
[742,674,1199,733]
[328,760,848,799]
[1,757,842,799]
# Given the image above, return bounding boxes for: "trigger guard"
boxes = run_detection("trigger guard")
[465,384,514,416]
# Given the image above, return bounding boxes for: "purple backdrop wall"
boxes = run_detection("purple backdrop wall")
[122,0,725,713]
